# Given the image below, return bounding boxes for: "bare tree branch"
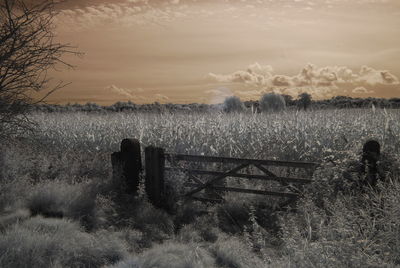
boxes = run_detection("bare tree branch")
[0,0,80,138]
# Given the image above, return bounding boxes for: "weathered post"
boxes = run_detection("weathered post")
[111,138,142,194]
[361,139,380,186]
[145,146,165,208]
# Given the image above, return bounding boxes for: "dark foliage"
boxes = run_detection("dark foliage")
[297,92,312,110]
[29,96,400,113]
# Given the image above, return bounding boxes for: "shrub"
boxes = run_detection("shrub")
[0,217,128,268]
[176,216,220,244]
[113,228,144,254]
[259,93,286,112]
[223,96,245,113]
[279,176,400,267]
[26,180,97,230]
[129,198,175,247]
[176,224,204,244]
[0,209,30,231]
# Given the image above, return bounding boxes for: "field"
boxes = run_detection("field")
[1,108,400,267]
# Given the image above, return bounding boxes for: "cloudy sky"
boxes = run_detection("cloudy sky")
[42,0,400,104]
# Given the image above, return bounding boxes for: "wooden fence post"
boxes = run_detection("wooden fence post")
[145,146,165,208]
[111,138,142,194]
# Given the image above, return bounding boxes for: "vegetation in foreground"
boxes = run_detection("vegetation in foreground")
[0,108,399,267]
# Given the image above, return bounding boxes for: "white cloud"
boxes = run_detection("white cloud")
[208,62,273,86]
[55,1,178,30]
[352,87,374,94]
[106,85,144,98]
[106,85,171,103]
[358,65,399,85]
[155,94,170,101]
[208,63,399,89]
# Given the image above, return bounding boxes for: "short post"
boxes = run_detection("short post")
[111,138,142,194]
[145,146,165,208]
[361,139,380,186]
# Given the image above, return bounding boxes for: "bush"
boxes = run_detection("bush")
[0,209,30,231]
[128,198,175,247]
[0,216,128,268]
[113,228,144,254]
[26,180,98,230]
[279,176,400,267]
[259,93,286,112]
[223,96,245,113]
[176,216,220,244]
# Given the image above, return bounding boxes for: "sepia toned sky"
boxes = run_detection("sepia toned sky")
[42,0,400,104]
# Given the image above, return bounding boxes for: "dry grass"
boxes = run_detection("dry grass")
[0,108,399,267]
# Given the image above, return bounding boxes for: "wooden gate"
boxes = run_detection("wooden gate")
[145,146,319,207]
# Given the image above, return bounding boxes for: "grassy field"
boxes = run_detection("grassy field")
[0,108,399,267]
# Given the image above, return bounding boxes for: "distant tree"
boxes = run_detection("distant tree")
[0,0,79,138]
[223,96,245,113]
[297,92,312,110]
[281,94,294,106]
[389,98,400,108]
[259,93,286,113]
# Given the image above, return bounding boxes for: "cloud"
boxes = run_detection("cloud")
[55,0,212,31]
[106,85,171,103]
[209,62,273,85]
[54,0,400,32]
[358,65,399,85]
[352,87,374,94]
[234,89,267,100]
[155,94,170,101]
[55,1,172,30]
[106,85,144,98]
[208,63,399,98]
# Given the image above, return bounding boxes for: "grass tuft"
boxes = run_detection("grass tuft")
[112,242,215,268]
[0,216,128,268]
[26,180,97,230]
[210,236,265,268]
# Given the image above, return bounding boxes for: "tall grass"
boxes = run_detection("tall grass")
[0,108,399,267]
[27,109,400,162]
[279,177,400,267]
[0,217,128,268]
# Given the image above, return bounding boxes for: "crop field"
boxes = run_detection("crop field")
[29,108,400,157]
[1,108,400,267]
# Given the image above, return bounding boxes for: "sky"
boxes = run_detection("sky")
[40,0,400,104]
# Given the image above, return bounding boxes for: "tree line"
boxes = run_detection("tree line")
[31,95,400,113]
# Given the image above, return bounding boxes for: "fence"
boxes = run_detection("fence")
[112,139,319,209]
